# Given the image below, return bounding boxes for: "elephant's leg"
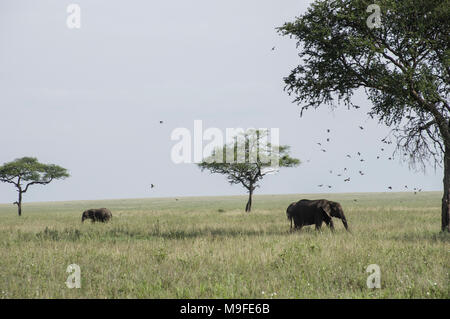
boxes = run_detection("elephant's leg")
[323,215,335,231]
[315,220,323,230]
[327,219,335,231]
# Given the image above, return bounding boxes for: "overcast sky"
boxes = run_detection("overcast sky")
[0,0,443,203]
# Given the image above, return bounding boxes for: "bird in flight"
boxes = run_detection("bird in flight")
[388,186,392,190]
[318,184,324,187]
[159,121,163,124]
[271,46,276,51]
[344,178,350,182]
[151,184,155,189]
[346,155,351,158]
[321,149,327,152]
[327,129,330,133]
[359,126,364,130]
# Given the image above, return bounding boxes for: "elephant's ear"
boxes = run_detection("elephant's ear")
[319,201,332,217]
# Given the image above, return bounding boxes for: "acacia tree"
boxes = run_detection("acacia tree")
[198,130,300,212]
[278,0,449,231]
[0,157,70,216]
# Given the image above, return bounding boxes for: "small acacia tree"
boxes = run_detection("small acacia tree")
[198,130,300,212]
[278,0,449,231]
[0,157,70,216]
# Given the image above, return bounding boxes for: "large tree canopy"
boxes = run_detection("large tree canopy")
[0,157,70,216]
[278,0,449,231]
[198,129,300,212]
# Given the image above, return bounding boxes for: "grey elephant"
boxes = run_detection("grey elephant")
[286,199,349,231]
[81,208,112,223]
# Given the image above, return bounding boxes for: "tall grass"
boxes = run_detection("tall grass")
[0,192,448,298]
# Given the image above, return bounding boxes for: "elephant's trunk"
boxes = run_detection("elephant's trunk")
[335,205,349,231]
[340,212,349,231]
[342,218,349,231]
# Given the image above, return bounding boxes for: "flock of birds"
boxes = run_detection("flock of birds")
[145,46,426,200]
[314,126,423,194]
[272,45,423,193]
[152,118,424,196]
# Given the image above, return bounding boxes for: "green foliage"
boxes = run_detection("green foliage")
[198,129,300,191]
[278,0,449,164]
[0,157,69,215]
[0,193,448,298]
[0,157,69,185]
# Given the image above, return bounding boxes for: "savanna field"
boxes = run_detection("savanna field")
[0,192,448,299]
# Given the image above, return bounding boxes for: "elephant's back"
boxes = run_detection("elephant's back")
[291,200,317,224]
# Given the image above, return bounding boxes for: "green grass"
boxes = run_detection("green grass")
[0,192,448,298]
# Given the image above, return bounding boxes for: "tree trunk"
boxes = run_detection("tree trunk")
[245,188,253,212]
[442,148,450,232]
[16,191,22,217]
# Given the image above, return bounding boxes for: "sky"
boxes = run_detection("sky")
[0,0,443,203]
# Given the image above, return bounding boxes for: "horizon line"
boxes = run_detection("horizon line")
[0,190,442,205]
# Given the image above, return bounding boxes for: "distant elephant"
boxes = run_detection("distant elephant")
[286,199,349,231]
[81,208,112,223]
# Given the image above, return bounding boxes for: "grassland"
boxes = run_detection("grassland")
[0,192,448,299]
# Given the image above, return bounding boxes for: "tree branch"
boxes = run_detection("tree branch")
[23,178,53,193]
[418,120,437,131]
